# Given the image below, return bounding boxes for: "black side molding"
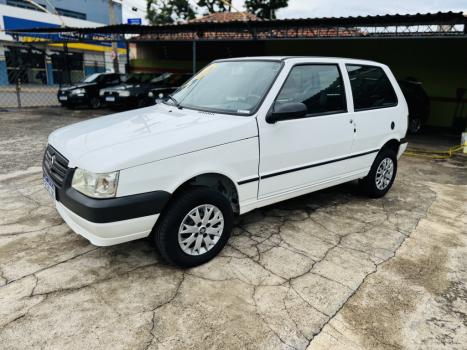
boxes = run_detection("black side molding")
[58,188,171,224]
[238,177,260,185]
[260,149,379,180]
[238,149,379,185]
[400,137,408,144]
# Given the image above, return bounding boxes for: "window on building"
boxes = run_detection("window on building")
[6,0,46,11]
[276,64,347,116]
[346,65,398,111]
[5,46,47,84]
[55,7,87,20]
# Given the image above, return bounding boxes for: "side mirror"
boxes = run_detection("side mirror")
[266,102,307,124]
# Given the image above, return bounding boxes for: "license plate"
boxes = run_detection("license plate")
[106,96,115,102]
[59,96,68,101]
[43,173,55,199]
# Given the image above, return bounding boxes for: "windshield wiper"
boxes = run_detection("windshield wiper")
[165,95,182,109]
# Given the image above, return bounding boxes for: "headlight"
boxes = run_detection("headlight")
[99,90,105,96]
[70,88,86,95]
[148,91,154,98]
[118,90,130,97]
[72,168,119,198]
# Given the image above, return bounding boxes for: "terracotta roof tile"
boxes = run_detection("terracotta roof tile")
[188,12,259,23]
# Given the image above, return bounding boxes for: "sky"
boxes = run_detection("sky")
[121,0,467,24]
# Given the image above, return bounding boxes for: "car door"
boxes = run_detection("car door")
[345,64,400,168]
[258,63,355,198]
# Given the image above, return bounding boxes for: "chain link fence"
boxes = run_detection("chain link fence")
[0,43,115,109]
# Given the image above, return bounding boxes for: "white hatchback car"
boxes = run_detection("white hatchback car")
[44,57,408,267]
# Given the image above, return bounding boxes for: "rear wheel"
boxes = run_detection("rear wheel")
[153,187,234,267]
[408,116,422,134]
[360,148,397,198]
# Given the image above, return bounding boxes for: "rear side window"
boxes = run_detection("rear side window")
[346,65,398,111]
[276,64,346,116]
[105,74,120,85]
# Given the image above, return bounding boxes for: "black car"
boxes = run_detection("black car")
[147,73,192,102]
[101,72,192,109]
[57,73,122,109]
[100,73,161,109]
[398,78,430,134]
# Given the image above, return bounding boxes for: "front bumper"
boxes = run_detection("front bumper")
[55,184,170,246]
[56,201,159,246]
[101,94,133,107]
[43,146,171,245]
[58,94,88,106]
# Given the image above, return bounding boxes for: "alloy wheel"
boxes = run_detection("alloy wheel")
[375,157,394,190]
[178,204,224,256]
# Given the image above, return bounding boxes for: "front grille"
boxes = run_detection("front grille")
[43,145,69,187]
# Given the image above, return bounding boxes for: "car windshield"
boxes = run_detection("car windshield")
[150,73,172,83]
[80,73,101,83]
[169,61,282,115]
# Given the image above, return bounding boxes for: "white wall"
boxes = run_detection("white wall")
[0,4,104,42]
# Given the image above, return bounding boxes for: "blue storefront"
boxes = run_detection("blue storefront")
[0,1,124,85]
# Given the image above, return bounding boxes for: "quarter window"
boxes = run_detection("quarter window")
[276,64,346,116]
[346,65,398,111]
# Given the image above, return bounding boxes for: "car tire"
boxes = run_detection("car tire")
[89,97,101,109]
[137,97,147,108]
[360,148,397,198]
[408,117,422,134]
[153,187,234,267]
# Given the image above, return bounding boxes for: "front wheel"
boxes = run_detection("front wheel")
[360,149,397,198]
[89,97,101,109]
[136,96,147,108]
[153,187,234,267]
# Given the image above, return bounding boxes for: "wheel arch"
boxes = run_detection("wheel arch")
[169,172,240,214]
[380,138,401,155]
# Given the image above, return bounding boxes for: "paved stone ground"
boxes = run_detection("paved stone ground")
[0,108,466,349]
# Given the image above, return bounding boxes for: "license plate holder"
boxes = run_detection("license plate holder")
[105,96,115,102]
[43,173,56,200]
[59,96,68,101]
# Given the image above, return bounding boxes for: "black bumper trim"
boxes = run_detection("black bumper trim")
[58,187,171,224]
[400,137,408,144]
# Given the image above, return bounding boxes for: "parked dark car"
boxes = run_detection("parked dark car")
[398,78,430,133]
[147,73,192,102]
[99,73,162,109]
[100,72,192,109]
[58,73,122,109]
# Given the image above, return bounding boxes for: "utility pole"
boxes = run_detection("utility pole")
[108,0,119,73]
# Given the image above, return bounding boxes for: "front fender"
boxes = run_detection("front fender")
[117,137,259,206]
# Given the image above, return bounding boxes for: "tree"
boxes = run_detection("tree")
[245,0,288,20]
[146,0,195,24]
[197,0,232,14]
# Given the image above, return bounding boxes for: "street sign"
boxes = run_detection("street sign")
[127,18,142,25]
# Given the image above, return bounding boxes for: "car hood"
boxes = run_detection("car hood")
[102,83,141,91]
[60,83,96,91]
[48,104,258,173]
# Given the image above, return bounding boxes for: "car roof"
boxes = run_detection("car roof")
[215,56,385,66]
